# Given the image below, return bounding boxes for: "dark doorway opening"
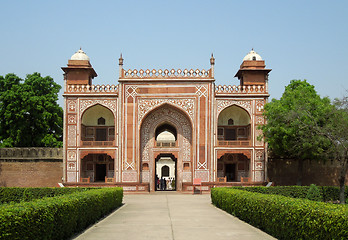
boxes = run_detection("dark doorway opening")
[225,164,236,182]
[225,129,237,140]
[96,128,107,141]
[155,153,177,191]
[96,164,106,181]
[161,165,169,177]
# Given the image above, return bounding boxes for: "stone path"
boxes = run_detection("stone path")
[73,193,276,240]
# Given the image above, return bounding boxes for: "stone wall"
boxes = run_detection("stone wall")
[267,158,348,186]
[1,148,347,187]
[0,148,63,187]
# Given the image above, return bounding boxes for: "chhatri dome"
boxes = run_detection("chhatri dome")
[71,48,90,61]
[243,49,262,61]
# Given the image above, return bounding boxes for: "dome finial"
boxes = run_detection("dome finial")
[119,53,124,66]
[210,53,215,65]
[71,48,90,61]
[243,49,262,61]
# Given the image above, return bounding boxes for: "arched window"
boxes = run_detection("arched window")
[155,123,177,147]
[161,165,169,177]
[228,118,234,125]
[98,117,105,125]
[252,56,256,61]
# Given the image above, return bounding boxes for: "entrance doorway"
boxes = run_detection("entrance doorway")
[96,164,106,181]
[155,154,177,191]
[225,164,236,181]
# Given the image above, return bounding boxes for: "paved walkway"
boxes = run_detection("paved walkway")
[74,193,276,240]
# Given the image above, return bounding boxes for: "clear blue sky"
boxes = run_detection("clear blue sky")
[1,1,347,106]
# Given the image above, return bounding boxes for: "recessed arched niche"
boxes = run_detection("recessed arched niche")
[81,105,115,143]
[217,105,251,142]
[142,163,149,171]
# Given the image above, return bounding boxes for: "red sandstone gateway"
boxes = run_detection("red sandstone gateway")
[61,49,271,192]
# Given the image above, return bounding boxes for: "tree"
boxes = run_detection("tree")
[0,73,63,147]
[307,94,348,204]
[261,80,332,185]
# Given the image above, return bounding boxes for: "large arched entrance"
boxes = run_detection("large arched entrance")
[140,105,192,191]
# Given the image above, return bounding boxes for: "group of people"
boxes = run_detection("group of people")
[156,175,175,191]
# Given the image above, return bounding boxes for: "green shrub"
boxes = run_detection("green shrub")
[306,184,322,201]
[0,187,97,204]
[234,186,310,199]
[211,187,348,239]
[321,186,348,202]
[0,187,123,240]
[231,186,348,203]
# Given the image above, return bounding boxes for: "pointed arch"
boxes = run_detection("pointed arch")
[139,104,193,191]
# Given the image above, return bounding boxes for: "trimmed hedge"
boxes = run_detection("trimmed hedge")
[0,187,97,204]
[0,187,123,240]
[211,188,348,239]
[231,186,348,202]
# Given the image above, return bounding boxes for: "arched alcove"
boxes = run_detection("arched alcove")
[80,153,114,182]
[81,104,115,144]
[217,105,251,142]
[217,153,250,182]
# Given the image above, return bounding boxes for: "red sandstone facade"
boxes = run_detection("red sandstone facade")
[62,49,271,192]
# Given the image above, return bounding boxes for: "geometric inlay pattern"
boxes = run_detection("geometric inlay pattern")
[217,99,252,115]
[79,99,117,117]
[138,98,195,124]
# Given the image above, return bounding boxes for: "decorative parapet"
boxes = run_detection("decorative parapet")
[215,85,267,95]
[0,148,63,160]
[121,68,212,79]
[66,84,118,94]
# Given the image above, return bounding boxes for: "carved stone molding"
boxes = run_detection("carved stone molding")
[138,98,195,124]
[217,99,252,115]
[67,125,76,147]
[255,150,265,161]
[67,150,77,161]
[255,100,264,114]
[67,99,77,113]
[255,116,264,125]
[141,106,192,164]
[125,86,138,99]
[196,85,208,97]
[79,99,117,117]
[195,170,209,182]
[68,114,77,124]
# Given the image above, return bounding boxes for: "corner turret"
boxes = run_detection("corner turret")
[234,49,271,89]
[62,48,97,87]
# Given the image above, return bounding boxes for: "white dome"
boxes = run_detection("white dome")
[156,131,176,142]
[71,49,90,61]
[243,49,262,61]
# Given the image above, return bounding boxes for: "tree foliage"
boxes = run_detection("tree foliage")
[0,73,63,147]
[262,79,348,203]
[310,93,348,203]
[261,80,333,185]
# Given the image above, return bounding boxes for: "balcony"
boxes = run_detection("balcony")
[81,141,115,147]
[217,140,250,146]
[156,142,176,148]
